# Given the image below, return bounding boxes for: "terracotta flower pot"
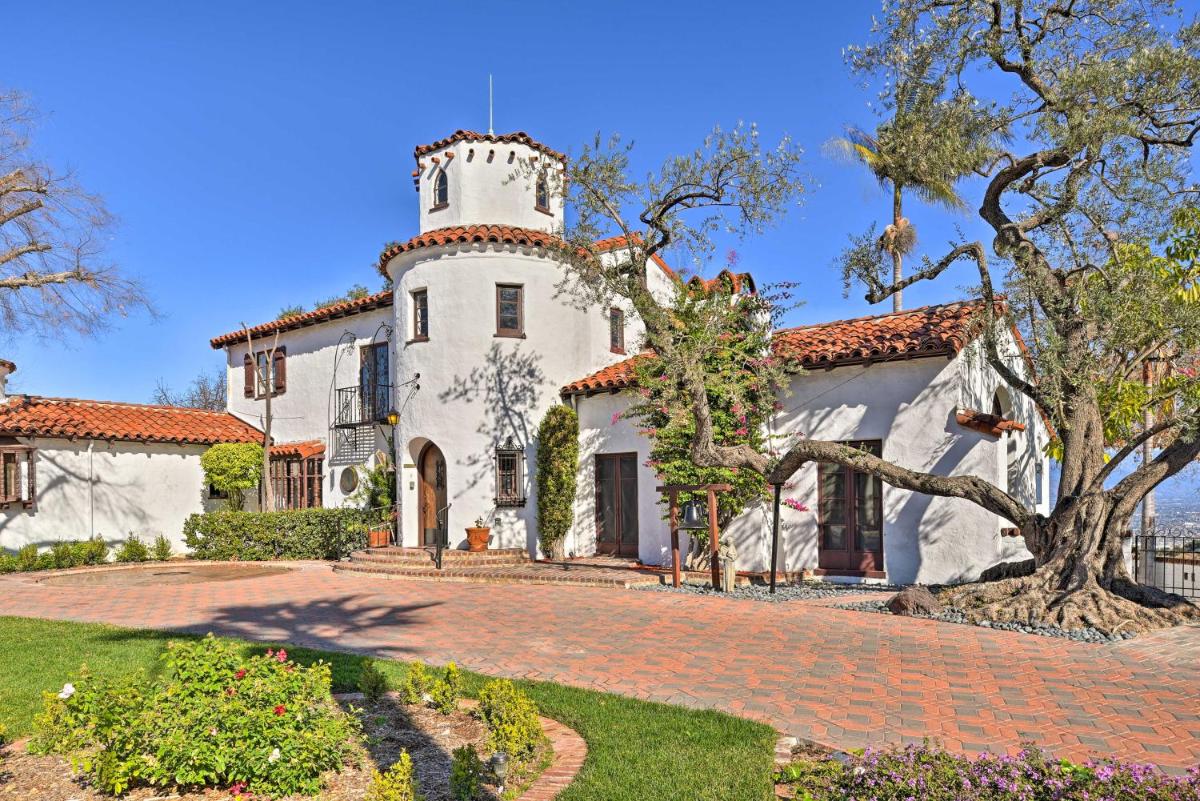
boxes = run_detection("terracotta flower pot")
[466,527,491,552]
[368,527,391,548]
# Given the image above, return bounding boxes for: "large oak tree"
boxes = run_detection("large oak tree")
[549,0,1200,634]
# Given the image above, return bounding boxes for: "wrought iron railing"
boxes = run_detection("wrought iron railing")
[334,384,392,428]
[1132,528,1200,599]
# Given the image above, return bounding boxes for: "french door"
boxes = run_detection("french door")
[817,440,884,574]
[595,453,639,557]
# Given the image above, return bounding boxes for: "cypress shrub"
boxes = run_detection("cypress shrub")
[535,404,578,560]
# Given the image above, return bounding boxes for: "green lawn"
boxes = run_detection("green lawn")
[0,616,775,800]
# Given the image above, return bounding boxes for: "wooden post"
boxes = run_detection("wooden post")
[769,483,782,594]
[669,489,681,588]
[707,487,720,591]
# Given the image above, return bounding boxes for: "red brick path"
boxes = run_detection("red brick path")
[2,563,1197,769]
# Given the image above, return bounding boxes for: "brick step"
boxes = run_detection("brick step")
[331,561,664,588]
[349,547,530,567]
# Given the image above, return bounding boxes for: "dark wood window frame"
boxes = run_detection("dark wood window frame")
[609,307,625,354]
[534,173,551,215]
[495,283,525,338]
[813,439,885,578]
[267,454,323,510]
[431,169,449,211]
[0,445,36,509]
[411,289,429,342]
[359,342,391,423]
[246,348,286,399]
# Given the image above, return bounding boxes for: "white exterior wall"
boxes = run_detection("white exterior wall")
[572,341,1051,586]
[0,437,221,554]
[417,139,565,235]
[389,242,623,552]
[221,307,393,508]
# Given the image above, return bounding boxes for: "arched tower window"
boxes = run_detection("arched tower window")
[535,172,550,213]
[432,169,449,208]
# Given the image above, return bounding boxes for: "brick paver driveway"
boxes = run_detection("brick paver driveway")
[2,563,1198,769]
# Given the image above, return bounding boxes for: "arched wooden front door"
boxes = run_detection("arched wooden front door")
[418,442,447,546]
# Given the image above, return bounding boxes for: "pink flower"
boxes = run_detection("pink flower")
[275,649,288,663]
[610,411,622,426]
[782,498,810,512]
[235,668,247,680]
[735,427,749,437]
[229,781,250,797]
[273,705,286,716]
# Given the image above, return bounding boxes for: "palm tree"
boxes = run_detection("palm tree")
[830,83,992,311]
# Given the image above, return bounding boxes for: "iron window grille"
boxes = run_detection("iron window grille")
[494,437,526,507]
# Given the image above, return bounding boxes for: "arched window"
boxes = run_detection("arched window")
[535,172,550,212]
[432,169,448,208]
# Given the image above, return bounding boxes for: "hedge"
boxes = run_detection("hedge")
[182,509,368,561]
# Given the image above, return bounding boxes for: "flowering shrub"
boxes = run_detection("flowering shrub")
[624,260,792,553]
[31,634,356,797]
[777,743,1200,801]
[476,679,546,765]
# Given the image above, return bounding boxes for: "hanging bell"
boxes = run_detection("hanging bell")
[679,499,706,529]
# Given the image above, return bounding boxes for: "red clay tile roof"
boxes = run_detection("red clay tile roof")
[413,130,566,163]
[378,225,561,276]
[771,300,989,369]
[562,300,993,395]
[687,269,756,295]
[0,396,263,445]
[561,353,652,395]
[210,290,394,349]
[272,439,325,459]
[0,359,14,373]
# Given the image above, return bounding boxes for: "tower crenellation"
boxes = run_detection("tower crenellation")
[413,130,565,234]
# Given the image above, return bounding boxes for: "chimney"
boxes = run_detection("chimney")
[0,359,14,403]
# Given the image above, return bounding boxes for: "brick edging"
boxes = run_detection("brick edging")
[333,693,586,800]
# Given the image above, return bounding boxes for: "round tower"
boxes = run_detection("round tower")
[383,130,600,556]
[412,130,566,234]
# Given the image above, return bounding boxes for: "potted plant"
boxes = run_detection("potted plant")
[466,515,492,552]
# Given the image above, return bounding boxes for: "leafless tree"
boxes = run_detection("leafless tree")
[152,368,227,410]
[242,327,281,510]
[0,90,150,337]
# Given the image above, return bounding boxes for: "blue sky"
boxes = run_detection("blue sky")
[4,0,1009,400]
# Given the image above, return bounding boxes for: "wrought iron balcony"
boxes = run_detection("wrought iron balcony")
[334,384,393,428]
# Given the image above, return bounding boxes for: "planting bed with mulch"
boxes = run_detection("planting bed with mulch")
[0,696,536,801]
[836,597,1143,642]
[638,579,899,602]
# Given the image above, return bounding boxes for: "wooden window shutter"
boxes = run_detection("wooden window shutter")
[273,347,287,393]
[243,354,254,397]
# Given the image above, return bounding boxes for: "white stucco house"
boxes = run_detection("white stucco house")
[203,128,1052,585]
[3,128,1052,585]
[0,358,262,552]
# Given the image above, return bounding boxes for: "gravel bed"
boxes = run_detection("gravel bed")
[637,581,900,602]
[837,599,1139,643]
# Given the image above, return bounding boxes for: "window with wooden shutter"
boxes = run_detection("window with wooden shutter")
[272,347,287,394]
[0,446,35,508]
[243,354,254,397]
